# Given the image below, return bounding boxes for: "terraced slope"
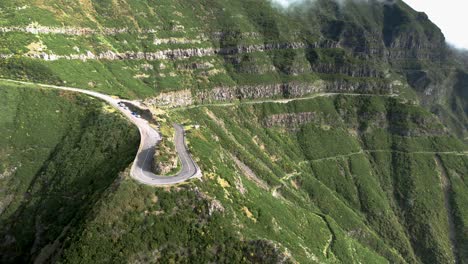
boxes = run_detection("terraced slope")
[0,0,465,139]
[55,95,467,263]
[0,0,467,263]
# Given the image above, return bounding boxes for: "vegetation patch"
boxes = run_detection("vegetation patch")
[0,84,139,263]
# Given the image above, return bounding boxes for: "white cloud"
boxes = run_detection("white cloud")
[272,0,297,7]
[271,0,303,7]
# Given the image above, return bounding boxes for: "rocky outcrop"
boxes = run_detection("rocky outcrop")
[382,7,446,62]
[0,40,336,62]
[144,90,193,108]
[143,79,393,107]
[0,23,156,36]
[388,112,448,136]
[32,42,307,61]
[0,166,18,180]
[1,25,126,36]
[154,37,202,45]
[176,62,214,71]
[243,240,292,264]
[145,81,335,107]
[231,154,269,191]
[285,82,327,97]
[0,195,13,215]
[14,48,218,61]
[211,31,262,40]
[193,187,225,216]
[154,159,177,175]
[311,63,383,78]
[197,84,284,102]
[322,79,393,94]
[196,80,392,103]
[263,112,320,129]
[196,82,325,103]
[218,42,306,55]
[153,142,179,175]
[263,104,447,137]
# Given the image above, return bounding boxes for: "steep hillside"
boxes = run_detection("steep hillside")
[56,94,467,263]
[0,0,465,138]
[0,84,139,263]
[0,0,467,263]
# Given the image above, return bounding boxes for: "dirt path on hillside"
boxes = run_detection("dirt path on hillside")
[172,92,398,111]
[435,156,458,263]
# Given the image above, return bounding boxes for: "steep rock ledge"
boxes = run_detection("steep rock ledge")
[311,63,384,78]
[144,90,193,108]
[196,80,392,103]
[263,112,322,130]
[0,23,156,35]
[144,80,394,108]
[0,41,335,62]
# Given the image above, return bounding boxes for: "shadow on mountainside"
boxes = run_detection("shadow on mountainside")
[0,110,139,263]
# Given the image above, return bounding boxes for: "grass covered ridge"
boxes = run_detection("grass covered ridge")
[48,95,467,263]
[0,84,139,263]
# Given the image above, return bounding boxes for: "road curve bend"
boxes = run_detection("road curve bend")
[131,123,202,186]
[2,79,202,186]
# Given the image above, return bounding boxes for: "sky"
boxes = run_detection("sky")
[403,0,468,50]
[273,0,468,50]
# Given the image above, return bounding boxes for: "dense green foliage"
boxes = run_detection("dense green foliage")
[60,181,295,264]
[0,85,139,263]
[0,0,464,138]
[167,95,465,263]
[0,0,467,263]
[54,95,466,263]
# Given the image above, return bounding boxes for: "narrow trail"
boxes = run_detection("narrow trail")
[172,92,399,111]
[301,150,467,164]
[366,149,468,156]
[435,156,459,263]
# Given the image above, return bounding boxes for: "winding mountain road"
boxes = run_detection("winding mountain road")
[3,79,427,186]
[1,78,202,186]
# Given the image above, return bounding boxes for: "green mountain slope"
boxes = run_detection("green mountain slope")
[0,85,139,263]
[0,0,465,138]
[0,0,467,263]
[58,95,467,263]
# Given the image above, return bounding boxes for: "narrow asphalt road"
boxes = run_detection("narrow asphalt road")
[1,78,202,186]
[132,123,202,185]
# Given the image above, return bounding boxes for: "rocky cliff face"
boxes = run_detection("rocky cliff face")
[145,80,394,108]
[144,90,193,108]
[262,101,448,137]
[308,0,464,138]
[310,63,383,78]
[264,112,321,130]
[0,23,131,35]
[0,0,464,138]
[1,41,333,62]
